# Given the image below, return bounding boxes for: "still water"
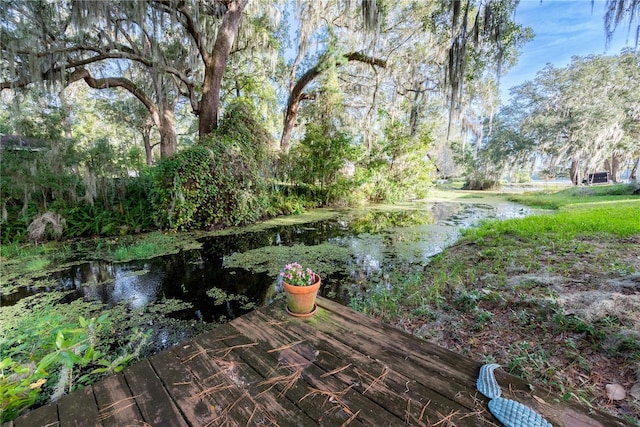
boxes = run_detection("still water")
[2,201,530,351]
[0,202,530,355]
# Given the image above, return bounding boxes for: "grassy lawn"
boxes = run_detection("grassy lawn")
[352,183,640,424]
[507,183,639,209]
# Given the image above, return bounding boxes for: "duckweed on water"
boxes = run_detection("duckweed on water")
[0,293,103,335]
[102,231,204,262]
[223,243,353,279]
[203,208,342,236]
[205,287,257,310]
[343,209,434,234]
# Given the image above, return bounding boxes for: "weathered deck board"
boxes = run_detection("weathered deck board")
[56,385,99,427]
[247,305,483,425]
[210,323,366,426]
[3,297,633,427]
[92,373,142,427]
[191,324,326,426]
[123,358,188,426]
[11,401,57,427]
[231,314,388,425]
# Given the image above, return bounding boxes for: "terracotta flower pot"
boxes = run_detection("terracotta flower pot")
[282,274,321,316]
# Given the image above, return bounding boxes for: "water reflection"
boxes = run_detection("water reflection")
[1,201,530,322]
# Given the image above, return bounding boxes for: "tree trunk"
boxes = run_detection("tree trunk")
[160,106,178,158]
[142,129,153,165]
[59,90,74,139]
[198,0,248,137]
[570,157,581,185]
[20,185,31,217]
[611,153,620,183]
[70,68,178,158]
[631,157,639,181]
[605,154,621,183]
[280,98,301,152]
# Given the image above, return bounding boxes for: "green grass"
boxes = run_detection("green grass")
[467,200,640,241]
[102,231,203,262]
[0,244,66,291]
[111,242,159,262]
[23,257,51,272]
[0,241,60,259]
[508,183,639,210]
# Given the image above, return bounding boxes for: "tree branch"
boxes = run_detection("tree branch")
[68,68,161,127]
[280,50,386,149]
[343,51,387,68]
[151,0,209,63]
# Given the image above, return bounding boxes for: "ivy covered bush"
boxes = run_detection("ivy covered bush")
[151,102,274,230]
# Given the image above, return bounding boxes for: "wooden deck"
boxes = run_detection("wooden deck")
[3,297,631,426]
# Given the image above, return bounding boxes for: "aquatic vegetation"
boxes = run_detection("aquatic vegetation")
[24,257,51,272]
[205,287,257,310]
[0,243,71,292]
[101,231,204,262]
[222,243,353,280]
[0,294,150,422]
[345,209,434,234]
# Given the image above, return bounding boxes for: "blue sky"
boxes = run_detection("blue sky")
[499,0,637,101]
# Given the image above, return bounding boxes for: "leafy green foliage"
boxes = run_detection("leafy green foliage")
[205,287,257,310]
[1,134,155,243]
[151,103,274,230]
[0,296,150,422]
[499,51,640,185]
[358,120,435,202]
[285,123,362,204]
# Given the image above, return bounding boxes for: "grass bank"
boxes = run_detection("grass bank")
[507,182,639,209]
[351,184,640,423]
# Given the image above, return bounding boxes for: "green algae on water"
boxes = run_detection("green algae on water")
[223,243,353,279]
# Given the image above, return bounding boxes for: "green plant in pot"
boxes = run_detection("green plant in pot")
[280,262,321,317]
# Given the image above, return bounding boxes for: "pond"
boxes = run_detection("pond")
[1,201,530,354]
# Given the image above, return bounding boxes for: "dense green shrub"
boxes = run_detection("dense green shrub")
[263,182,322,216]
[354,120,435,203]
[151,102,274,230]
[284,123,363,205]
[463,178,501,190]
[0,133,153,243]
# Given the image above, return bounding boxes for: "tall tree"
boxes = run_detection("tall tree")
[95,93,158,166]
[500,51,640,184]
[280,0,528,152]
[281,49,386,150]
[0,0,260,155]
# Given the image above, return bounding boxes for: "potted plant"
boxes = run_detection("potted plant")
[280,262,321,317]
